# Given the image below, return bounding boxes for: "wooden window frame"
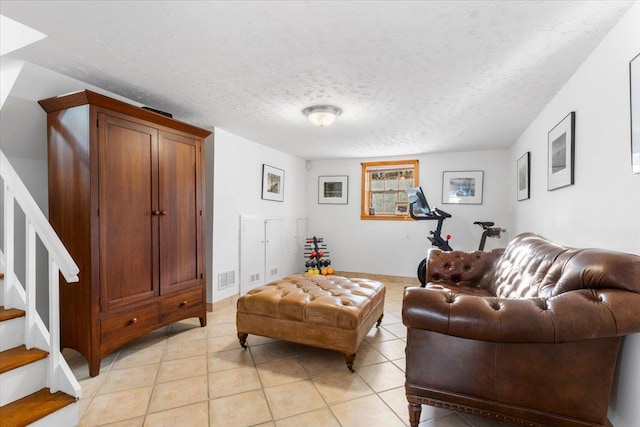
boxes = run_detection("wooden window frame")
[361,159,419,221]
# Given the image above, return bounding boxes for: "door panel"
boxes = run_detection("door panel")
[296,218,308,273]
[240,216,266,295]
[265,219,282,283]
[158,131,200,295]
[98,113,158,310]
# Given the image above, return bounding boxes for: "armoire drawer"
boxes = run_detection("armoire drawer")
[161,288,203,323]
[101,303,160,348]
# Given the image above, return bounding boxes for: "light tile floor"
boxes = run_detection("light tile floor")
[65,279,518,427]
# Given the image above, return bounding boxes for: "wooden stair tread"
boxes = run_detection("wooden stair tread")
[0,388,75,427]
[0,345,48,374]
[0,306,26,322]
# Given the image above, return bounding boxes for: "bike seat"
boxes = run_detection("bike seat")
[474,221,495,228]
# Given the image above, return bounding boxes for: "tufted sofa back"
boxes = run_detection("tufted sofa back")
[492,233,640,298]
[404,232,640,426]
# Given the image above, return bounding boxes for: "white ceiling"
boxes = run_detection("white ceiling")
[0,1,633,160]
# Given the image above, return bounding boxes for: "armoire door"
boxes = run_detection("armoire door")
[98,113,159,311]
[158,130,201,295]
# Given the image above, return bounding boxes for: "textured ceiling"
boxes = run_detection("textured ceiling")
[0,1,633,160]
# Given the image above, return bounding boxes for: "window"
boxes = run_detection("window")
[361,159,419,220]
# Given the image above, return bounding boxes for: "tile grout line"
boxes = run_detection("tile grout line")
[140,327,169,426]
[247,343,278,425]
[69,281,499,427]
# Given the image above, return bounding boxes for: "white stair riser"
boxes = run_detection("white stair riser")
[0,316,25,351]
[0,358,47,406]
[28,401,78,427]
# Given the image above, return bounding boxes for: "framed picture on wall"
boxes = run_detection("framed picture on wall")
[630,52,640,174]
[318,175,348,204]
[517,152,530,201]
[394,202,408,215]
[261,164,284,202]
[442,170,484,204]
[547,112,575,191]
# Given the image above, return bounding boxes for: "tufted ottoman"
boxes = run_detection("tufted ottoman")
[236,274,385,372]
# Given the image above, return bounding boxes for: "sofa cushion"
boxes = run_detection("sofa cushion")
[492,233,572,298]
[427,248,503,291]
[550,248,640,295]
[493,233,640,299]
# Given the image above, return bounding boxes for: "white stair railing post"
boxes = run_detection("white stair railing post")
[25,220,37,349]
[3,181,16,309]
[48,255,61,393]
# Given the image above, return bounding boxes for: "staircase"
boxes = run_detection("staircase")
[0,150,81,426]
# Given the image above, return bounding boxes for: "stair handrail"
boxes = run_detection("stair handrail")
[1,148,81,398]
[0,150,78,282]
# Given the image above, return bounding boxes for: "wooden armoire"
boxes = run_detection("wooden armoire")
[40,90,211,376]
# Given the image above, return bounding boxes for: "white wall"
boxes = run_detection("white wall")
[5,156,48,213]
[508,4,640,426]
[212,128,307,302]
[306,149,510,278]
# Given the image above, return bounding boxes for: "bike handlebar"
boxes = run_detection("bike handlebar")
[433,207,452,218]
[409,202,451,221]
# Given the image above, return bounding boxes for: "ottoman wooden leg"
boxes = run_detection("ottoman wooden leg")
[238,332,248,349]
[408,401,422,427]
[376,313,384,328]
[344,353,356,373]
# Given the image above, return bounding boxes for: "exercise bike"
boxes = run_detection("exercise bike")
[407,187,506,286]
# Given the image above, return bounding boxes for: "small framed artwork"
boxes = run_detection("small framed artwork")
[261,164,284,202]
[394,202,408,215]
[630,52,639,174]
[318,175,348,204]
[547,112,575,191]
[517,152,530,201]
[442,170,484,204]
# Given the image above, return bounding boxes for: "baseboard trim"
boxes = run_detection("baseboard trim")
[207,293,239,312]
[332,271,420,286]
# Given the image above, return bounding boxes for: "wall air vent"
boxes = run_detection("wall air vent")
[217,270,235,290]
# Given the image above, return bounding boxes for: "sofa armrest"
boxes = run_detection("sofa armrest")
[402,286,640,343]
[426,248,503,289]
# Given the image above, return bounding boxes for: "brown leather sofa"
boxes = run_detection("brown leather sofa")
[403,233,640,427]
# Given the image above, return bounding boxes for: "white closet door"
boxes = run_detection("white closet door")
[296,218,308,273]
[240,216,265,295]
[265,219,283,283]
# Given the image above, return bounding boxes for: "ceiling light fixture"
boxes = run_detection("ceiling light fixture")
[302,105,342,127]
